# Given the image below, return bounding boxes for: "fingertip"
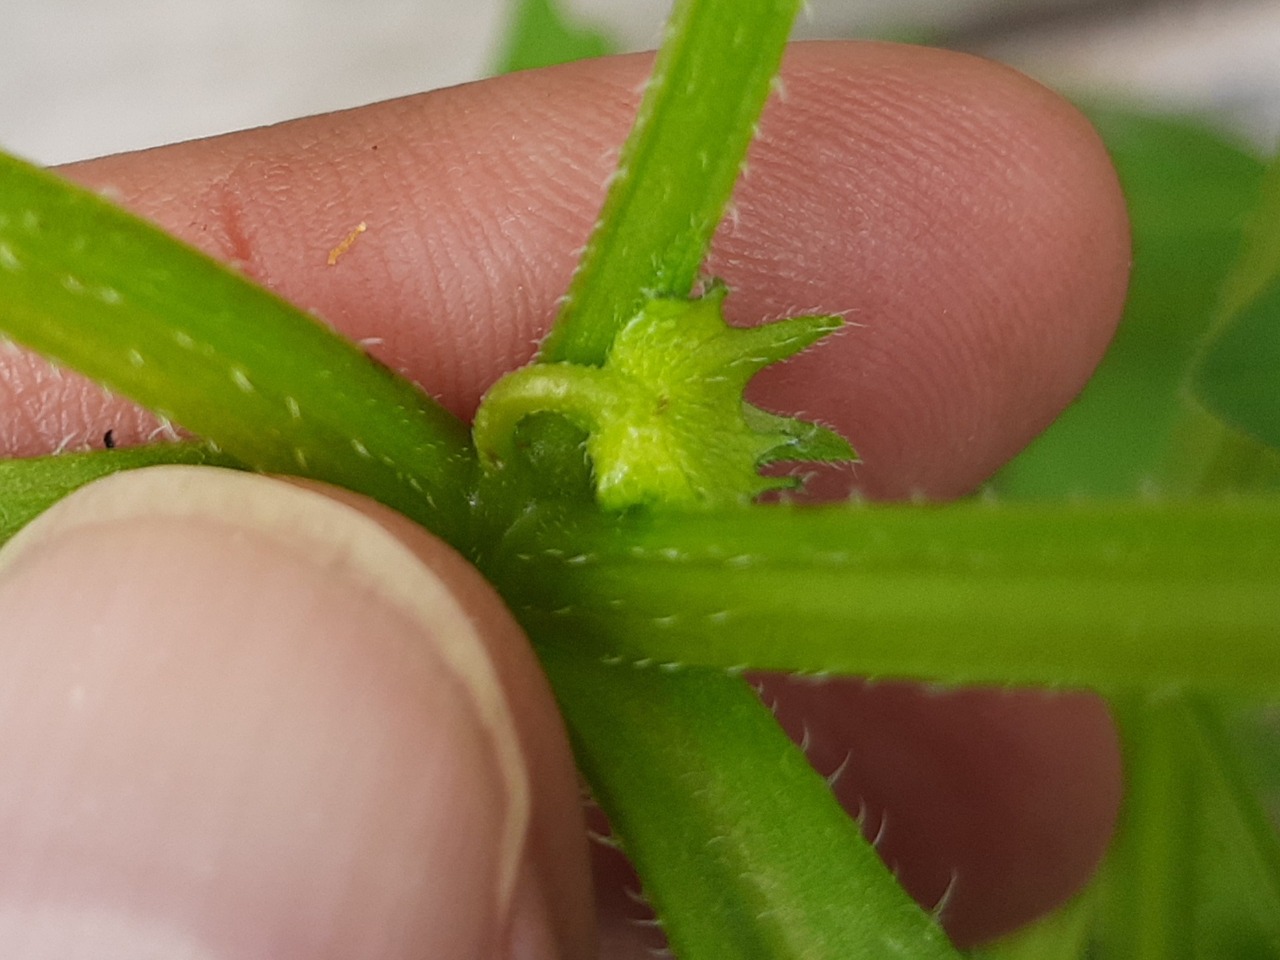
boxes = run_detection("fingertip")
[730,42,1131,499]
[36,43,1129,498]
[0,466,591,959]
[287,479,598,960]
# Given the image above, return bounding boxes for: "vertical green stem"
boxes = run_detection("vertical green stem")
[1097,696,1200,960]
[506,0,935,955]
[539,0,802,364]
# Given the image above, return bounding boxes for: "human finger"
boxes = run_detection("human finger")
[7,41,1128,500]
[0,466,593,959]
[3,40,1130,949]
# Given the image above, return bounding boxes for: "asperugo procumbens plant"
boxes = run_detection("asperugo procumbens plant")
[1,0,1279,956]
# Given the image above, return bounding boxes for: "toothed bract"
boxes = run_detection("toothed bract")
[473,283,855,510]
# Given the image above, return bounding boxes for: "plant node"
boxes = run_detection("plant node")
[472,283,856,509]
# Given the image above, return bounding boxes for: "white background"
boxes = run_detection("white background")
[2,0,1279,166]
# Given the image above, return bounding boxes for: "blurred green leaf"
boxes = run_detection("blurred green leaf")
[1194,279,1280,451]
[1182,698,1280,959]
[493,0,616,75]
[1216,151,1280,321]
[967,892,1093,960]
[994,109,1268,498]
[1192,153,1280,451]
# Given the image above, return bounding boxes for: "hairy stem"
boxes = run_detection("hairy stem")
[539,0,801,365]
[491,498,1280,691]
[542,647,960,959]
[0,443,240,544]
[0,152,476,547]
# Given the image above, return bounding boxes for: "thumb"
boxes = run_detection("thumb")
[0,465,589,959]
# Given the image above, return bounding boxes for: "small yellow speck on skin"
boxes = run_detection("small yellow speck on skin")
[327,221,368,266]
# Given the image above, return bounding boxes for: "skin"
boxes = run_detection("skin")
[0,42,1129,957]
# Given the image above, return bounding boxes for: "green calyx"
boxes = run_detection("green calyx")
[472,283,856,509]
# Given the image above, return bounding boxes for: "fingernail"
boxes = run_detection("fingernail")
[0,465,529,958]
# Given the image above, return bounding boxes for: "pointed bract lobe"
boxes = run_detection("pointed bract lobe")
[473,284,855,510]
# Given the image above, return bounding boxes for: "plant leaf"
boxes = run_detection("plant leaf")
[994,109,1269,498]
[0,151,477,548]
[1190,146,1280,452]
[492,0,616,75]
[1212,147,1280,325]
[968,891,1095,960]
[1093,694,1280,960]
[1182,697,1280,956]
[1192,271,1280,452]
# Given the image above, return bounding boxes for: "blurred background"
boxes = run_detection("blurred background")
[2,0,1278,165]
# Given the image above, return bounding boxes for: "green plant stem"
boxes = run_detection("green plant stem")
[505,3,934,956]
[1097,696,1200,960]
[489,498,1280,691]
[539,0,801,365]
[0,442,240,543]
[541,647,960,959]
[0,152,476,548]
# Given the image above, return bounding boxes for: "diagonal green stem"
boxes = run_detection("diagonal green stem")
[0,152,476,548]
[490,498,1280,691]
[541,647,960,959]
[539,0,802,365]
